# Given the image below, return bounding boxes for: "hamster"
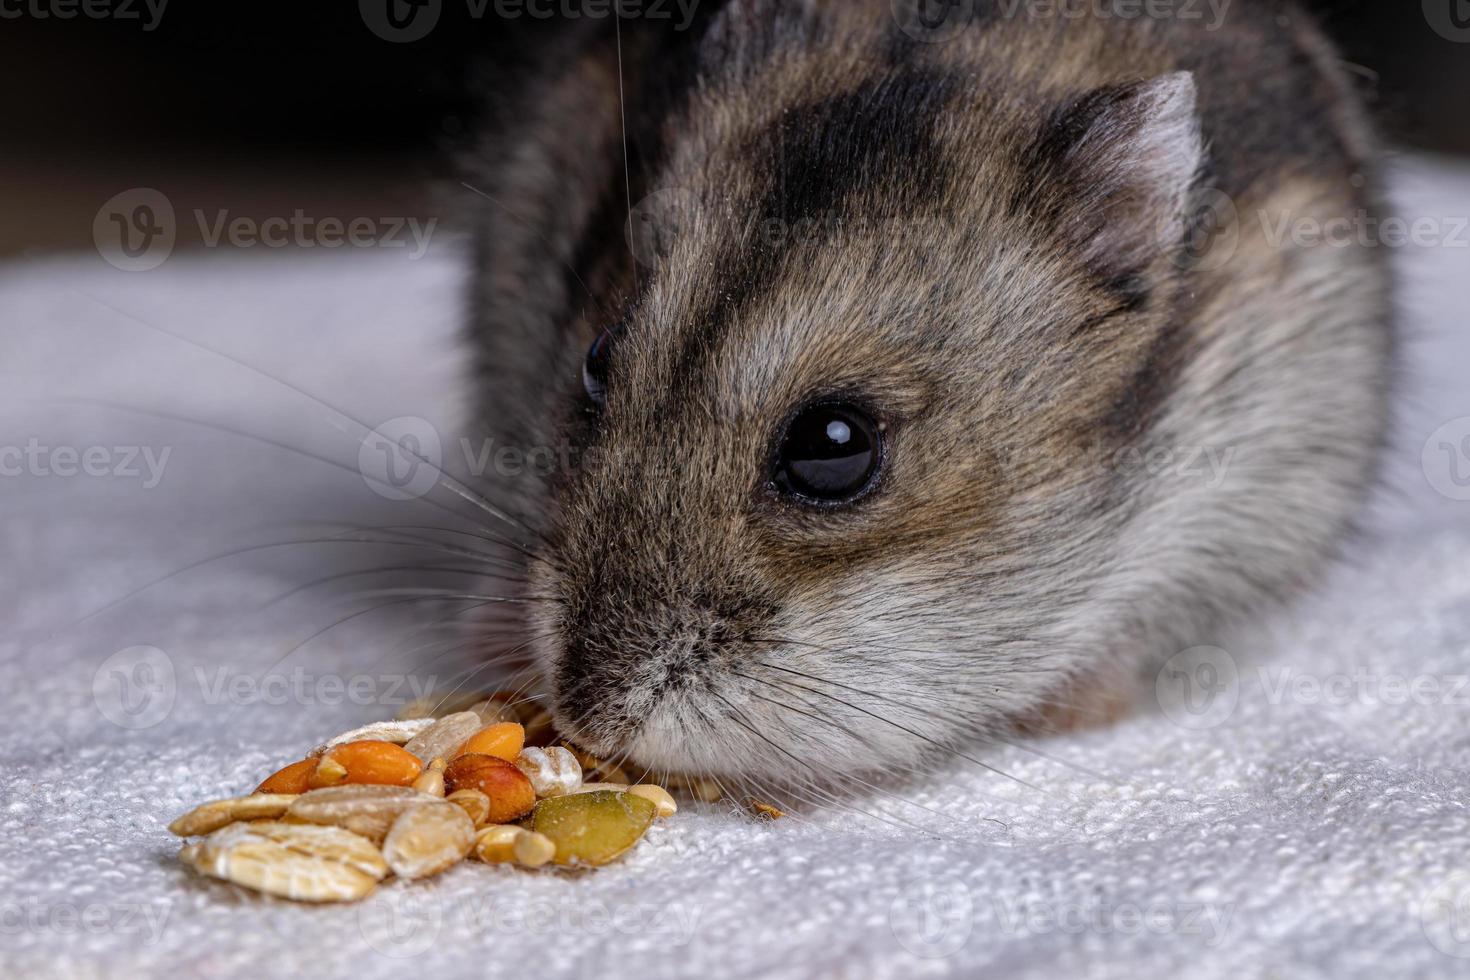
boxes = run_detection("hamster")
[459,0,1394,792]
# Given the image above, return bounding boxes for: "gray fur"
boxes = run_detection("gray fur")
[459,0,1395,793]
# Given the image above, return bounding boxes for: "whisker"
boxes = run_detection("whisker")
[705,691,939,838]
[423,637,554,716]
[982,733,1116,782]
[261,520,531,568]
[750,662,1051,798]
[54,396,544,564]
[315,588,551,604]
[77,292,548,548]
[58,535,529,632]
[612,4,639,298]
[249,594,518,693]
[764,636,1115,782]
[730,672,972,829]
[325,523,546,567]
[364,625,530,678]
[261,565,530,609]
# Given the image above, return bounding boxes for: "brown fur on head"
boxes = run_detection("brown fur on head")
[463,0,1393,791]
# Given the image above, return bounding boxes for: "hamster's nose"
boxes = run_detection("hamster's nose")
[546,585,776,755]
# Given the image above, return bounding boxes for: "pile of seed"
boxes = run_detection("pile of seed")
[169,694,676,903]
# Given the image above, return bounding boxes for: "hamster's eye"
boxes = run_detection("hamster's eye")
[582,325,622,408]
[772,403,883,505]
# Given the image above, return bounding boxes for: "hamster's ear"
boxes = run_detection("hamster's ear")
[1023,72,1203,280]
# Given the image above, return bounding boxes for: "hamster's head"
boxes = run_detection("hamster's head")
[525,20,1206,790]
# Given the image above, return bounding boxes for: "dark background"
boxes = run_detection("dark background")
[2,0,1466,257]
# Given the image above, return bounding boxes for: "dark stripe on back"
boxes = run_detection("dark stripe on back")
[1090,269,1151,314]
[750,66,958,229]
[1012,82,1142,225]
[660,65,961,407]
[1013,83,1162,313]
[1098,305,1191,444]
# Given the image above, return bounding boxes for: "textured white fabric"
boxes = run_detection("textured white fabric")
[2,157,1469,980]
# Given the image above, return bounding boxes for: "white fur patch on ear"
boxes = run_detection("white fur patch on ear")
[1119,72,1203,251]
[1047,71,1204,275]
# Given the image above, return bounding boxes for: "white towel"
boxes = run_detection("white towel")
[2,156,1468,980]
